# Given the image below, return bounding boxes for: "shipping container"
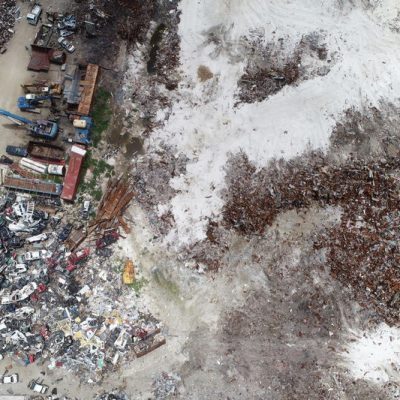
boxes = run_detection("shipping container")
[61,145,86,201]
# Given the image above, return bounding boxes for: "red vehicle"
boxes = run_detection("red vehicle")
[36,283,47,293]
[96,230,119,249]
[69,248,90,264]
[30,283,47,302]
[66,247,90,272]
[66,263,77,273]
[39,325,50,340]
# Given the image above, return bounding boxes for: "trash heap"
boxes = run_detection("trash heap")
[0,190,164,382]
[96,391,129,400]
[152,372,181,399]
[223,152,400,323]
[0,0,17,50]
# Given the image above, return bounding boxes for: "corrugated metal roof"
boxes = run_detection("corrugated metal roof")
[61,145,86,201]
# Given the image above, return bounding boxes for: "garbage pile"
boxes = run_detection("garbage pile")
[96,390,129,400]
[0,0,17,50]
[152,372,181,399]
[223,152,400,323]
[0,191,164,382]
[237,33,331,104]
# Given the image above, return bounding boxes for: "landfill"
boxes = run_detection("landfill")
[222,151,400,324]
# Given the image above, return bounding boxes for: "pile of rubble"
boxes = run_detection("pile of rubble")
[131,147,187,236]
[0,0,17,51]
[146,0,181,89]
[237,33,331,104]
[152,372,181,399]
[222,152,400,323]
[0,188,164,382]
[96,391,129,400]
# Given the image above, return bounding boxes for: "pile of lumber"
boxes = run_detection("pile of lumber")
[89,175,134,235]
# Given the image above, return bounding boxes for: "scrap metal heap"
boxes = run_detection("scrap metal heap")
[89,175,135,235]
[0,188,164,382]
[223,152,400,324]
[0,0,17,51]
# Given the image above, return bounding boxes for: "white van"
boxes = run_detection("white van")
[27,5,42,26]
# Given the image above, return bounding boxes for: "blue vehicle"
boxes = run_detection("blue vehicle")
[6,145,28,157]
[17,95,54,112]
[74,116,92,145]
[0,109,58,140]
[63,116,92,145]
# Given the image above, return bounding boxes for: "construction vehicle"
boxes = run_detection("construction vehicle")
[0,109,59,140]
[21,82,62,95]
[17,94,56,113]
[63,116,92,145]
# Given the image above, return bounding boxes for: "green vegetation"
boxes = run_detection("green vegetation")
[152,268,180,299]
[44,174,63,184]
[79,150,114,200]
[76,87,114,200]
[128,277,149,295]
[91,87,113,147]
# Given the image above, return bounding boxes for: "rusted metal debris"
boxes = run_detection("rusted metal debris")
[9,163,42,180]
[223,152,400,324]
[89,175,134,235]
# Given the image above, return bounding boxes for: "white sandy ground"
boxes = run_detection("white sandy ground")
[144,0,400,247]
[123,0,400,393]
[343,324,400,384]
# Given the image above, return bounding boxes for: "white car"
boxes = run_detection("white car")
[8,263,28,276]
[28,379,48,394]
[1,373,18,384]
[7,306,34,320]
[24,250,52,261]
[19,282,38,300]
[9,220,39,233]
[1,282,38,304]
[57,37,75,53]
[26,233,48,243]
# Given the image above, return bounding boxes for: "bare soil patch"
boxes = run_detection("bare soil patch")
[197,65,214,82]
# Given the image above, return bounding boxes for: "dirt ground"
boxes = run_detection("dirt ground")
[0,0,66,154]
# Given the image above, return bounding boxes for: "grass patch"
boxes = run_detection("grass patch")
[152,268,180,299]
[91,87,113,147]
[128,278,148,295]
[79,150,114,200]
[43,174,63,184]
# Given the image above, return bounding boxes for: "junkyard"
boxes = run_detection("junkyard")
[1,0,400,399]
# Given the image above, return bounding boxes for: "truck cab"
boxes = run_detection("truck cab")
[27,5,42,26]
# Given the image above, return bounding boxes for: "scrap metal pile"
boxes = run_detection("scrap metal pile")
[89,175,135,235]
[223,152,400,323]
[0,0,17,50]
[0,189,164,382]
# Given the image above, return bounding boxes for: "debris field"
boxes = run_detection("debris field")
[221,151,400,324]
[0,0,17,51]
